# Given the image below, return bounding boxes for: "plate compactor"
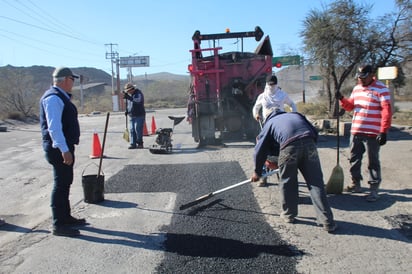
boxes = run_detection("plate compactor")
[149,116,185,154]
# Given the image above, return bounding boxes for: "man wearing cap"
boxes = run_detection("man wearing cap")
[336,64,392,202]
[252,75,297,187]
[253,75,297,123]
[123,82,146,149]
[251,107,337,232]
[40,66,86,237]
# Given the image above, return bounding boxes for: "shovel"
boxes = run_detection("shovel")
[179,169,279,210]
[98,112,110,178]
[326,98,344,194]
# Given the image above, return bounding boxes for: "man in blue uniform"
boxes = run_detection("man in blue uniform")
[251,107,337,232]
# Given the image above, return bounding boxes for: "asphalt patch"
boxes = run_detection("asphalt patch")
[105,162,301,273]
[384,214,412,240]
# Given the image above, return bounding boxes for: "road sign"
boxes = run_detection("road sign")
[377,66,398,80]
[119,56,150,68]
[272,55,301,66]
[309,75,323,81]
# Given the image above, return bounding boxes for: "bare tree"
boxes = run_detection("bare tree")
[300,0,411,114]
[0,69,37,118]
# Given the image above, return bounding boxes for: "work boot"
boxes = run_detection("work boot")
[322,222,338,233]
[366,183,380,202]
[258,177,267,187]
[63,216,87,226]
[280,213,295,224]
[53,226,80,237]
[344,180,362,193]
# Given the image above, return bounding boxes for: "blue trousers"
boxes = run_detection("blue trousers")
[44,145,74,227]
[129,116,145,146]
[278,138,334,225]
[349,134,381,185]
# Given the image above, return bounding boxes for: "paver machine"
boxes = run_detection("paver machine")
[186,26,273,146]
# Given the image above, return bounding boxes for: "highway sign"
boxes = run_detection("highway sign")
[309,75,323,81]
[119,56,150,68]
[272,55,301,67]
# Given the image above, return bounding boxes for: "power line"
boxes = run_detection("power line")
[0,15,101,46]
[0,32,102,65]
[0,28,102,60]
[3,0,63,35]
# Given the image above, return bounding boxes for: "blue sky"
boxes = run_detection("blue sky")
[0,0,396,76]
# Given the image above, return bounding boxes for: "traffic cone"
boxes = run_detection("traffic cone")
[151,116,157,135]
[90,132,102,159]
[143,121,150,136]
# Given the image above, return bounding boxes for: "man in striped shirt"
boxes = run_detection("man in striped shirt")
[336,64,392,202]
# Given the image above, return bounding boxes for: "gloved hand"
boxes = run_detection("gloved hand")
[376,133,387,146]
[265,160,278,170]
[335,91,343,100]
[123,92,131,100]
[124,111,128,117]
[250,172,260,182]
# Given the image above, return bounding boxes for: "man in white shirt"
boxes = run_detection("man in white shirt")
[253,75,297,123]
[252,75,297,187]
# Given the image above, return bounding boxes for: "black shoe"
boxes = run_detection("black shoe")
[323,223,338,233]
[53,226,80,237]
[128,145,137,149]
[64,216,87,226]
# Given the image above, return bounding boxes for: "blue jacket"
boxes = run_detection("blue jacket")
[254,110,318,175]
[125,89,145,117]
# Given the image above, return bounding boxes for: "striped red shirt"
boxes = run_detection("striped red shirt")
[340,80,392,136]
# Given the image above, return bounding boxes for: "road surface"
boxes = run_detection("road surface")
[0,109,411,273]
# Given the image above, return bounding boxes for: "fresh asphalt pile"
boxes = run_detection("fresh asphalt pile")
[105,162,302,273]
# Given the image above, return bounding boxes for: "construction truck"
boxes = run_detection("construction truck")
[186,26,273,146]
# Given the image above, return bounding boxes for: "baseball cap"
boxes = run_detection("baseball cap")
[53,67,79,79]
[266,75,278,85]
[357,65,373,79]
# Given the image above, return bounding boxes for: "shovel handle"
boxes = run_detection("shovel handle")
[179,169,279,210]
[97,112,110,177]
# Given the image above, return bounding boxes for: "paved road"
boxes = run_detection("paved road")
[0,109,411,273]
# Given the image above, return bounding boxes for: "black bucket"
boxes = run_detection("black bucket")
[82,166,105,204]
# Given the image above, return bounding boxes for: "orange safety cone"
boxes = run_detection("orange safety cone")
[151,116,157,135]
[143,121,150,136]
[90,132,103,159]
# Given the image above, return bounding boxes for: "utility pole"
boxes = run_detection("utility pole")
[301,56,306,103]
[105,43,119,111]
[80,75,84,112]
